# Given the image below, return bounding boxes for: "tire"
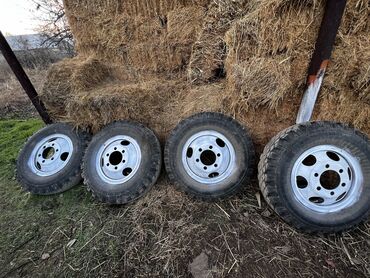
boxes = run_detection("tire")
[82,121,162,204]
[165,112,255,199]
[259,121,370,233]
[16,123,89,195]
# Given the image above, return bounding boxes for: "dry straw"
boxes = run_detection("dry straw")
[40,0,369,148]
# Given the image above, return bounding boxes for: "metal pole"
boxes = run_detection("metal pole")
[296,0,347,123]
[0,31,53,124]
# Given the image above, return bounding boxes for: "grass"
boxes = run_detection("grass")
[0,119,370,277]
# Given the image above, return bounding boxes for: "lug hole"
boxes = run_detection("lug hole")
[203,166,207,170]
[317,187,321,191]
[314,173,319,177]
[209,146,213,149]
[330,191,335,196]
[339,169,343,173]
[214,164,218,167]
[196,159,199,162]
[325,164,330,168]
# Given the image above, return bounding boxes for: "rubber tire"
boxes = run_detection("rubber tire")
[82,121,162,205]
[258,121,370,233]
[16,123,89,195]
[165,112,255,199]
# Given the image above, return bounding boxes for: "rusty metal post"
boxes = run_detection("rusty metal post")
[0,31,53,124]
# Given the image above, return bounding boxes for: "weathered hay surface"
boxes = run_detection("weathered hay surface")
[224,0,370,139]
[41,0,370,149]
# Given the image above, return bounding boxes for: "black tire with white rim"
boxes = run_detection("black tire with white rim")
[82,121,161,204]
[16,123,89,195]
[165,112,255,199]
[259,121,370,233]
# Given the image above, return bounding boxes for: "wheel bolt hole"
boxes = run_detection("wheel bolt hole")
[342,183,346,187]
[115,167,118,170]
[316,187,321,191]
[203,166,207,170]
[196,159,199,162]
[217,153,221,157]
[325,164,330,168]
[122,160,126,163]
[339,169,343,173]
[214,164,218,167]
[199,148,202,152]
[314,173,319,177]
[209,146,213,149]
[330,191,335,196]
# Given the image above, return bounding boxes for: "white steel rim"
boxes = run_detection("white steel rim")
[96,135,141,184]
[291,145,363,213]
[181,130,236,184]
[28,134,73,177]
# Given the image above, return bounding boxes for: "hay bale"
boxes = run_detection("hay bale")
[41,0,370,151]
[40,58,80,119]
[187,0,251,83]
[167,6,206,45]
[226,57,292,110]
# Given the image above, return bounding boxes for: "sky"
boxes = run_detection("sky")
[0,0,42,35]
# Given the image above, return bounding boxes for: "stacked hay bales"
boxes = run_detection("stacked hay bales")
[40,0,369,149]
[224,0,370,145]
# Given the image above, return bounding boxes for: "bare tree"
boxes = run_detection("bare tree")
[30,0,74,54]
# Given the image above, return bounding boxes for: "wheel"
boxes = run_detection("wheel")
[82,121,162,204]
[259,121,370,233]
[16,123,89,195]
[164,112,255,199]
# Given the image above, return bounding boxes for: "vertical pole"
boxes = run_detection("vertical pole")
[296,0,347,124]
[0,31,53,124]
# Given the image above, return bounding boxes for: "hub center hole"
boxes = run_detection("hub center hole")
[320,170,341,190]
[109,151,123,166]
[200,150,216,166]
[42,147,55,159]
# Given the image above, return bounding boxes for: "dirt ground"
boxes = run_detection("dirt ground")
[0,118,370,278]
